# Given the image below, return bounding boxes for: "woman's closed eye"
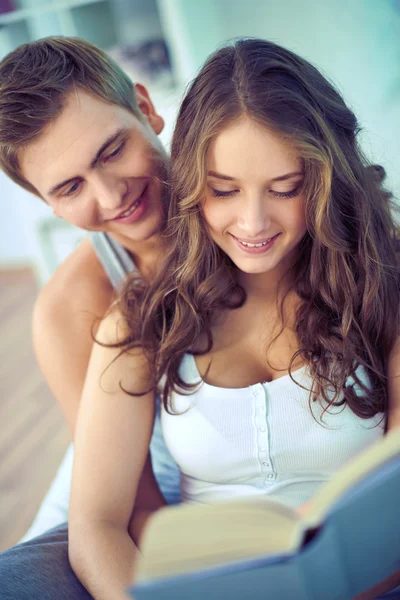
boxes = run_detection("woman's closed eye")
[272,186,301,199]
[210,188,239,198]
[210,186,301,199]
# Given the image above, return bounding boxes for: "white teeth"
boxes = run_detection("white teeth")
[239,238,272,248]
[119,197,141,218]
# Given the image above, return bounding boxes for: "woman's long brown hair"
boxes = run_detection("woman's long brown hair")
[116,39,400,427]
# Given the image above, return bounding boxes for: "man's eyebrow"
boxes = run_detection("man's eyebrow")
[89,127,127,169]
[47,128,128,196]
[47,176,79,197]
[207,170,303,182]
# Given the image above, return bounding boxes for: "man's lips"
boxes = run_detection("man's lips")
[109,186,148,221]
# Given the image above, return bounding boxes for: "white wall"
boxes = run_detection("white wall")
[0,172,38,267]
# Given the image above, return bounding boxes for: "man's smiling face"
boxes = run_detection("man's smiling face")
[20,86,169,246]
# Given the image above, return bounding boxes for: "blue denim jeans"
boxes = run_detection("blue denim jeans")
[0,523,92,599]
[0,405,180,598]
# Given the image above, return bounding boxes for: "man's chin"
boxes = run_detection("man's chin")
[108,218,163,247]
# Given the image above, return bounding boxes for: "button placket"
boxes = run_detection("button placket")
[253,385,274,482]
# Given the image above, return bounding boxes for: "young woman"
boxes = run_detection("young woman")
[68,39,400,600]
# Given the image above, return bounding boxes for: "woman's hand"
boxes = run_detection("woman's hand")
[294,501,312,518]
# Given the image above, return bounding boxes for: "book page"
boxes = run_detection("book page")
[138,497,303,581]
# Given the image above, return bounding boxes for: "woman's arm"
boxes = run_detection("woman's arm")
[387,334,400,431]
[68,310,161,600]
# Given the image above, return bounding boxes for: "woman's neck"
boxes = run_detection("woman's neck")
[239,268,293,303]
[238,247,299,301]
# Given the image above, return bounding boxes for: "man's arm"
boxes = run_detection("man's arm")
[32,239,115,435]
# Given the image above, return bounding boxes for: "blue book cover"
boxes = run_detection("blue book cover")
[129,431,400,600]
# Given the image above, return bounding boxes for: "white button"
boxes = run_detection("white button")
[259,447,267,452]
[266,473,276,480]
[260,426,266,432]
[262,461,269,467]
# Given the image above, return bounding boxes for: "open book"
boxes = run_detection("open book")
[130,429,400,600]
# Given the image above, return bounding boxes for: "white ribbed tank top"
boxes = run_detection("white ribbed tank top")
[161,353,384,509]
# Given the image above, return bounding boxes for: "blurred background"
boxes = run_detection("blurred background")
[0,0,399,548]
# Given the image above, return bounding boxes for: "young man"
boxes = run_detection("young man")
[0,37,179,599]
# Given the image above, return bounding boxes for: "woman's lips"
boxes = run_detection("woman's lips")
[232,233,281,254]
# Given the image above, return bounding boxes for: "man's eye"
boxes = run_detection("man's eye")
[103,142,125,163]
[63,181,81,197]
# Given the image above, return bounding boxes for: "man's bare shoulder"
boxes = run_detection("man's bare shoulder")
[32,238,119,430]
[34,237,114,328]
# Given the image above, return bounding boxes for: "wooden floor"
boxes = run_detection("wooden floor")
[0,268,70,551]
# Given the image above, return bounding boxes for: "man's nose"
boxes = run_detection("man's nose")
[92,173,126,211]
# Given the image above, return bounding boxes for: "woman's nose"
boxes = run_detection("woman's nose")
[237,195,271,237]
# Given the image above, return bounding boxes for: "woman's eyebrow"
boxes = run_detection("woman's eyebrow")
[207,170,235,181]
[207,170,303,182]
[271,171,303,182]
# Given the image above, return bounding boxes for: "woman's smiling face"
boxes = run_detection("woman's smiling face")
[203,116,308,279]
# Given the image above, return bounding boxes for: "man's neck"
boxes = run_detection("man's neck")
[109,231,163,281]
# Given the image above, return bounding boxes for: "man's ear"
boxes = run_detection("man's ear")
[134,83,164,135]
